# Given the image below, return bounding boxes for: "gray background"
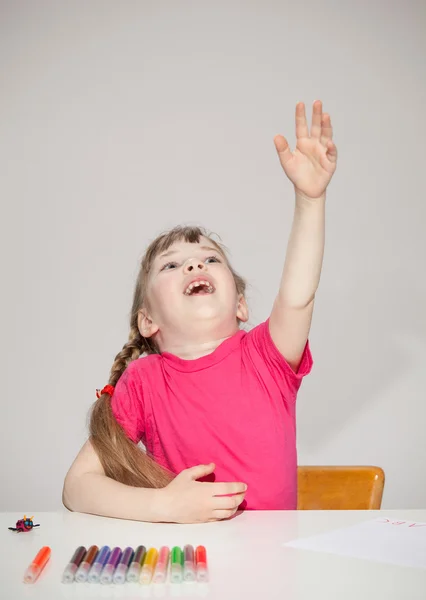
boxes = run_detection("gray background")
[1,0,425,511]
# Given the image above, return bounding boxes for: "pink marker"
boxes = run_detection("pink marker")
[153,546,170,583]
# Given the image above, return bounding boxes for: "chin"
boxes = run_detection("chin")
[188,306,223,321]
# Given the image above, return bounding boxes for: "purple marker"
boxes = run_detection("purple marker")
[100,547,122,584]
[88,546,111,583]
[113,547,134,584]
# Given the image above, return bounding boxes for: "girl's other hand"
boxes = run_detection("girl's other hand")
[160,463,247,523]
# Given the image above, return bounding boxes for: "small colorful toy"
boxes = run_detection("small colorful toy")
[8,515,40,533]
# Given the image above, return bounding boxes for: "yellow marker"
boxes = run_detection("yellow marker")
[140,547,158,584]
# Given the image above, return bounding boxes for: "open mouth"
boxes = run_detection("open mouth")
[184,280,215,296]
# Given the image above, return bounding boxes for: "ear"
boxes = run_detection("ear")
[236,294,249,323]
[137,308,159,338]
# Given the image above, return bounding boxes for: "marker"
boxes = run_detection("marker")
[88,546,111,583]
[62,546,87,584]
[75,545,99,582]
[170,546,183,583]
[183,544,196,582]
[140,547,158,584]
[153,546,170,583]
[113,546,134,584]
[23,546,51,584]
[195,546,208,582]
[100,547,122,584]
[127,545,146,582]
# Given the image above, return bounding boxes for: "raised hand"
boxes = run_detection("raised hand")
[274,100,338,200]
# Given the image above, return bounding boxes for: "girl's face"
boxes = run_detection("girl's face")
[139,237,248,345]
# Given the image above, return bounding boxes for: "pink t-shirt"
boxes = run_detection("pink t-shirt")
[111,319,312,510]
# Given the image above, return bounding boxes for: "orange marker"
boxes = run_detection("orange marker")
[23,546,51,583]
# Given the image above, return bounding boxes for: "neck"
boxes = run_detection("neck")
[154,324,240,360]
[164,337,231,360]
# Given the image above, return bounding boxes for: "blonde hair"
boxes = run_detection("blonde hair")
[89,225,246,488]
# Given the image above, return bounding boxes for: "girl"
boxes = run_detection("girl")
[63,100,337,523]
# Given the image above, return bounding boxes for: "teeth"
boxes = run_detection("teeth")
[184,280,214,295]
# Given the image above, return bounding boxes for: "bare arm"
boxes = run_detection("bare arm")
[270,190,325,370]
[271,100,337,370]
[62,439,165,522]
[63,440,247,523]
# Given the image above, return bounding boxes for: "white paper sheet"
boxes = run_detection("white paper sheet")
[284,517,426,569]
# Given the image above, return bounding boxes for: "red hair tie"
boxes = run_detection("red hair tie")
[96,384,115,399]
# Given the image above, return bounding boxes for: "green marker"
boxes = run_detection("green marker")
[171,546,183,583]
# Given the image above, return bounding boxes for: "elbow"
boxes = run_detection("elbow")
[62,477,72,511]
[62,472,79,512]
[62,486,72,512]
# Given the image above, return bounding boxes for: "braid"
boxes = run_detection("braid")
[89,326,174,488]
[108,327,147,387]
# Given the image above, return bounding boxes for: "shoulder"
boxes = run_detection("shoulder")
[240,320,269,347]
[121,353,163,384]
[112,355,162,407]
[242,319,313,381]
[126,353,162,373]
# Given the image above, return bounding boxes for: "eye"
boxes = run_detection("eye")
[160,261,178,271]
[205,255,221,264]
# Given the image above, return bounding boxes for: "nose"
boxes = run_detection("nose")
[183,258,207,273]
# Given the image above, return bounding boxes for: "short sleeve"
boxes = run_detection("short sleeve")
[244,319,313,401]
[110,362,145,443]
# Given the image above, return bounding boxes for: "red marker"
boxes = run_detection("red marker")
[195,546,208,582]
[23,546,51,583]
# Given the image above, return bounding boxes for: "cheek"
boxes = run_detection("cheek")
[150,275,180,305]
[221,272,239,300]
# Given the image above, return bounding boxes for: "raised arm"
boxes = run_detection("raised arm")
[269,100,338,371]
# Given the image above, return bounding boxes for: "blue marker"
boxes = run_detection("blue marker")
[88,546,111,583]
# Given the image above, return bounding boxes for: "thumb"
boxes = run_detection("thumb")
[273,134,290,154]
[186,463,215,481]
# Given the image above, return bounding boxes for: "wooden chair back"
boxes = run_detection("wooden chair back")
[297,466,385,510]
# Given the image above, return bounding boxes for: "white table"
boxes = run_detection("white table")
[1,509,425,599]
